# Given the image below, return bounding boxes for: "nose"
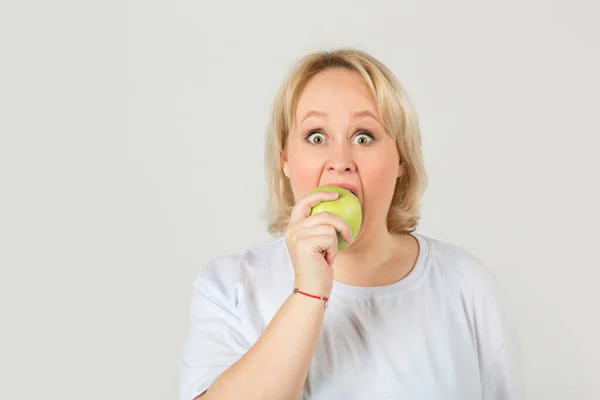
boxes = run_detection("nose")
[326,144,356,173]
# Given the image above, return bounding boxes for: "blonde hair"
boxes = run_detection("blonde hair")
[261,48,428,237]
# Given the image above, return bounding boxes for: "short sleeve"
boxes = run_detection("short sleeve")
[467,259,528,399]
[179,260,252,400]
[481,340,528,399]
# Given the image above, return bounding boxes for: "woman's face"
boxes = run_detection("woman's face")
[282,68,402,237]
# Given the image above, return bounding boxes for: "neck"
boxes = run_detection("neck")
[332,226,406,280]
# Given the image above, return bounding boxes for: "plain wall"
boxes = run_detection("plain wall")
[1,0,598,399]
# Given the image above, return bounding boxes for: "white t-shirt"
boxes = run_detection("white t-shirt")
[179,233,526,400]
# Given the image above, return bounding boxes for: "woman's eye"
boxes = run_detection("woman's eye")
[353,132,374,145]
[305,131,374,145]
[305,131,325,145]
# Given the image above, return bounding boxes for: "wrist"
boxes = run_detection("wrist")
[291,287,330,308]
[293,281,331,297]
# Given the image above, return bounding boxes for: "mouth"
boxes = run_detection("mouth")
[325,183,359,198]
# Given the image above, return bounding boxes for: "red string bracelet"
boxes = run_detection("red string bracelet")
[293,288,329,308]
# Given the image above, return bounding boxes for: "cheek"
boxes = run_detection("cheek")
[360,155,399,199]
[287,154,322,196]
[362,150,398,178]
[362,168,396,196]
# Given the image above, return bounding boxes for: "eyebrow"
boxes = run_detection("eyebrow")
[299,110,380,125]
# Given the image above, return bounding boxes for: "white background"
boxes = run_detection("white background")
[1,1,598,399]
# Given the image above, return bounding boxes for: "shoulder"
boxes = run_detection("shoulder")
[421,234,520,345]
[193,237,289,301]
[422,234,502,297]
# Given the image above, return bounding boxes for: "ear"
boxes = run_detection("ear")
[281,151,290,178]
[397,161,404,178]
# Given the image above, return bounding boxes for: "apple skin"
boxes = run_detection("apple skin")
[309,185,363,252]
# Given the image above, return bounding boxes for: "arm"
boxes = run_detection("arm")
[184,190,348,400]
[200,292,326,400]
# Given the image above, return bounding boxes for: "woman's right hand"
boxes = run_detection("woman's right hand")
[284,190,354,299]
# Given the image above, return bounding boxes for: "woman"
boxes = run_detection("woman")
[179,49,525,400]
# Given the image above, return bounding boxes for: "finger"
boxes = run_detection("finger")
[325,250,336,267]
[289,191,339,225]
[294,227,339,259]
[299,211,354,244]
[294,225,338,244]
[308,233,338,264]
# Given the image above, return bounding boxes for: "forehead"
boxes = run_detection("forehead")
[295,68,377,116]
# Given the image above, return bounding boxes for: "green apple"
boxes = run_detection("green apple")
[309,185,362,251]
